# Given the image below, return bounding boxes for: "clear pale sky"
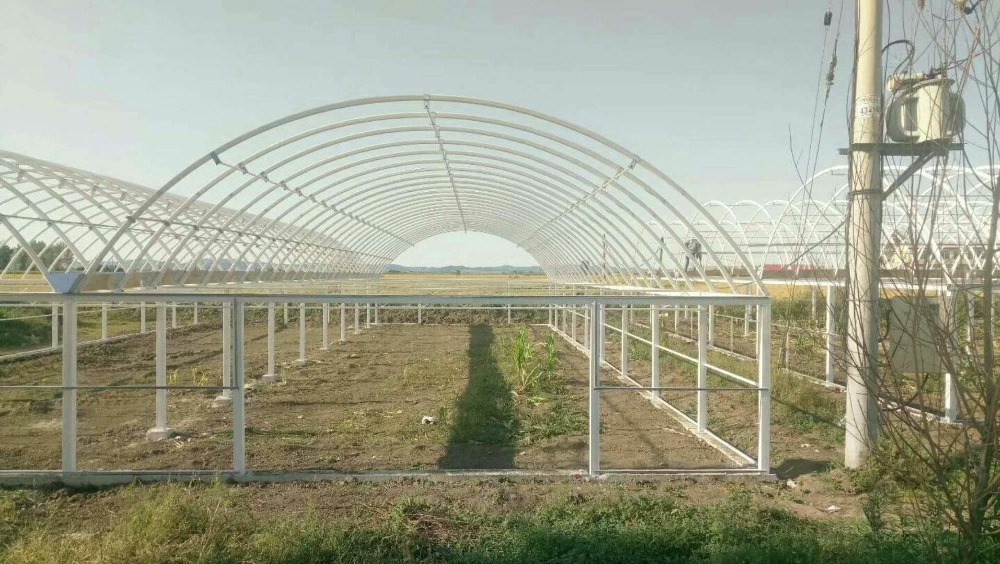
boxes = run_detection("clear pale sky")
[1,1,855,267]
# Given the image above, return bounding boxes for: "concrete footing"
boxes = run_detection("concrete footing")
[145,427,176,441]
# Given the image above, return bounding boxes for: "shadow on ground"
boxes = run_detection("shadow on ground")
[439,324,519,469]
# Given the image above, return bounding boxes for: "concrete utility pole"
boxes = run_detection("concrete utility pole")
[844,0,884,469]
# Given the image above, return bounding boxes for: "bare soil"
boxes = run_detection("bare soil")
[0,319,731,473]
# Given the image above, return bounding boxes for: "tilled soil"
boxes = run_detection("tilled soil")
[0,320,733,473]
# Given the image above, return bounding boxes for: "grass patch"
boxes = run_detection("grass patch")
[494,327,587,446]
[0,482,983,563]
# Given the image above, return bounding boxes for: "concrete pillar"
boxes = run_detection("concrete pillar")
[339,303,347,343]
[101,304,109,341]
[321,302,330,351]
[214,303,233,405]
[825,284,836,383]
[61,300,77,471]
[697,305,708,433]
[51,303,59,348]
[297,302,307,363]
[147,302,174,440]
[707,305,715,347]
[620,306,629,378]
[651,304,660,399]
[757,303,772,472]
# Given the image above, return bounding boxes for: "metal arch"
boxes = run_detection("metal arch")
[174,125,684,290]
[63,95,765,294]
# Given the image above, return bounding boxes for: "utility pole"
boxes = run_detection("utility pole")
[844,0,883,469]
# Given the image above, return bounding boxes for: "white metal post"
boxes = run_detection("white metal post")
[620,306,629,377]
[651,304,660,398]
[262,302,277,382]
[757,303,772,472]
[146,302,173,440]
[707,305,715,347]
[232,299,247,473]
[140,302,147,334]
[588,301,602,476]
[321,302,330,351]
[366,302,371,328]
[417,303,423,324]
[297,302,307,363]
[193,303,199,325]
[374,303,379,325]
[811,287,818,322]
[101,304,109,341]
[339,303,347,343]
[825,284,836,383]
[697,306,709,433]
[941,288,959,423]
[283,302,289,324]
[61,299,77,472]
[743,303,750,337]
[171,304,178,329]
[571,308,578,343]
[216,303,233,404]
[944,373,959,423]
[507,304,512,325]
[51,303,59,348]
[354,303,360,334]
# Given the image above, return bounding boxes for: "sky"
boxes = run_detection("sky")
[1,0,855,267]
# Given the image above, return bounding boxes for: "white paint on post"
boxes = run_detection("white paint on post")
[366,302,371,329]
[507,304,512,325]
[697,305,708,433]
[51,303,59,348]
[825,284,836,383]
[321,302,330,351]
[707,305,714,347]
[588,301,602,476]
[417,303,422,324]
[571,308,578,343]
[297,302,307,363]
[811,287,818,321]
[651,305,660,398]
[944,372,959,423]
[61,299,77,472]
[374,303,379,325]
[215,303,233,404]
[261,302,277,382]
[757,303,772,472]
[339,303,347,343]
[193,303,199,325]
[171,304,178,329]
[146,302,174,440]
[354,304,360,334]
[140,302,147,334]
[232,300,247,474]
[620,306,629,378]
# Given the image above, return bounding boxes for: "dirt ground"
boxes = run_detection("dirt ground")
[0,318,731,473]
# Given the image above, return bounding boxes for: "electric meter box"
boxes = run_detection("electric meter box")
[886,77,965,144]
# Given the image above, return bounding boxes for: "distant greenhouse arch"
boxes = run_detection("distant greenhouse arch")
[0,95,765,294]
